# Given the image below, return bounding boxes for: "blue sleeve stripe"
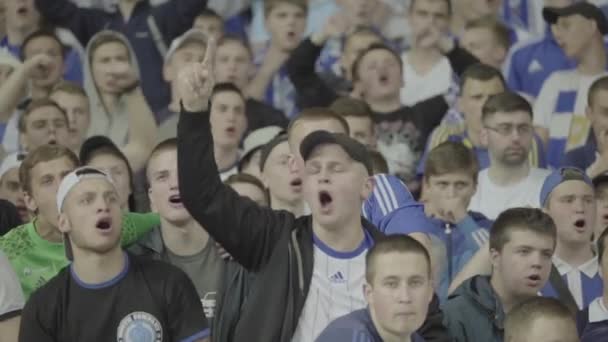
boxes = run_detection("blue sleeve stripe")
[373,180,389,216]
[180,328,210,342]
[376,175,399,213]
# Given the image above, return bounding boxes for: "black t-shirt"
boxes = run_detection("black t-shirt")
[19,253,209,342]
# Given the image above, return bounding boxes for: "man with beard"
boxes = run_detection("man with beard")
[469,92,550,220]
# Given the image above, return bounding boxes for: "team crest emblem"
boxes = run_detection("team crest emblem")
[117,311,163,342]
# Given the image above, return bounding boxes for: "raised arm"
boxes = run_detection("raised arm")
[177,40,292,271]
[34,0,105,46]
[121,87,158,173]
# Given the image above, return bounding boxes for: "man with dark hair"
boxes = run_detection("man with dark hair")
[19,166,210,341]
[469,91,550,219]
[225,173,269,207]
[443,207,556,342]
[209,82,248,180]
[418,64,547,176]
[317,235,432,342]
[259,133,308,217]
[330,96,376,148]
[576,226,608,341]
[177,48,448,342]
[505,297,578,342]
[381,141,492,300]
[562,76,608,177]
[193,8,224,41]
[17,99,70,152]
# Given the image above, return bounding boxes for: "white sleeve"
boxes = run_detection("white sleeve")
[0,250,24,320]
[533,75,558,129]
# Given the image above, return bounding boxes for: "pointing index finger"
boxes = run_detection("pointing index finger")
[202,37,216,67]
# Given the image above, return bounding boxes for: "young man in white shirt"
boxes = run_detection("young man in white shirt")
[469,91,550,219]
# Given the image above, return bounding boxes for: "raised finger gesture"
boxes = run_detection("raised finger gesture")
[178,38,216,112]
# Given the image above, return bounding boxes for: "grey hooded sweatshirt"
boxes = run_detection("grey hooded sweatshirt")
[83,30,141,147]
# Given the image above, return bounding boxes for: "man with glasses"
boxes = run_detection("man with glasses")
[469,92,550,220]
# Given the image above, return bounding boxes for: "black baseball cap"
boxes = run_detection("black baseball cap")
[299,131,373,175]
[543,3,608,35]
[259,133,288,172]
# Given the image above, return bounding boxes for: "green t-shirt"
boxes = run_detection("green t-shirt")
[0,212,160,299]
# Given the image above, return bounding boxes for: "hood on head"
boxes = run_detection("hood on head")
[83,30,141,146]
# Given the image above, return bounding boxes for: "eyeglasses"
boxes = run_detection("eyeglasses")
[484,124,533,136]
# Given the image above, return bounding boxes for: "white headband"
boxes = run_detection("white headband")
[56,167,115,212]
[0,153,25,180]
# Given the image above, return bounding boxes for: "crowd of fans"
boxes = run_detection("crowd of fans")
[2,0,608,341]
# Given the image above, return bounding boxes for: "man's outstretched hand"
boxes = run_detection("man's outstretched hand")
[178,38,216,113]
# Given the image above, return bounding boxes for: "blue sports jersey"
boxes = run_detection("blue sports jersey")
[533,70,607,168]
[504,31,575,99]
[362,174,414,227]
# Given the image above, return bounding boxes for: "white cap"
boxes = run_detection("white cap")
[164,29,207,63]
[0,153,26,180]
[0,48,21,70]
[241,126,284,158]
[56,167,115,212]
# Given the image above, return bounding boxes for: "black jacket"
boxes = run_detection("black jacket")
[177,111,449,342]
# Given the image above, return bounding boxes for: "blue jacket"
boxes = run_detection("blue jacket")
[34,0,207,112]
[316,308,426,342]
[377,203,492,301]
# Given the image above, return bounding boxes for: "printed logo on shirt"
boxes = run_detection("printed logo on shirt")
[117,311,163,342]
[201,292,217,319]
[135,32,150,39]
[528,60,543,74]
[329,271,346,284]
